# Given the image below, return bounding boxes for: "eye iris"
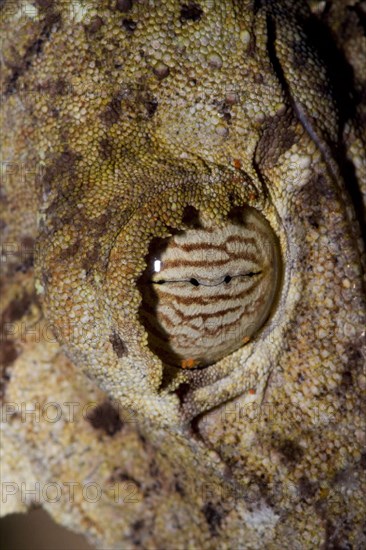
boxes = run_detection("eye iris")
[139,207,281,368]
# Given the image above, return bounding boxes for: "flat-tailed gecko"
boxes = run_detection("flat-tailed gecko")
[1,1,365,548]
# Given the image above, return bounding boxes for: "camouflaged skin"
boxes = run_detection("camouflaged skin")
[1,1,365,548]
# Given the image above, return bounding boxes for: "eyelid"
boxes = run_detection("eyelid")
[138,206,281,369]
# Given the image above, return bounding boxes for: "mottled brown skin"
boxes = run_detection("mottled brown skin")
[1,1,366,548]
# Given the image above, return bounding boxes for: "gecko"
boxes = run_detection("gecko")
[1,0,365,548]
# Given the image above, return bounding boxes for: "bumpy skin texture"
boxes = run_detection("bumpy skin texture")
[1,1,366,548]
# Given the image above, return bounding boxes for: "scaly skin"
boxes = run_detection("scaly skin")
[1,1,365,548]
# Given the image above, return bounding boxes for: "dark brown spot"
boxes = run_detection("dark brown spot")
[215,99,232,123]
[308,214,319,228]
[291,43,322,93]
[0,339,19,399]
[254,72,264,84]
[13,236,35,273]
[149,458,160,479]
[202,502,223,536]
[82,244,100,275]
[42,199,79,237]
[345,346,363,371]
[255,109,298,168]
[148,458,163,492]
[36,0,53,8]
[58,240,80,262]
[53,78,70,95]
[246,34,257,57]
[348,3,366,35]
[174,382,191,405]
[182,205,201,228]
[4,13,61,95]
[153,63,170,80]
[3,47,23,72]
[332,463,361,494]
[131,519,145,546]
[122,18,137,32]
[101,95,122,126]
[86,400,123,436]
[225,92,239,106]
[1,293,32,325]
[42,150,82,196]
[109,467,141,486]
[99,137,114,160]
[21,236,35,254]
[360,453,366,470]
[277,438,304,463]
[116,0,133,12]
[340,369,353,388]
[180,3,203,23]
[298,476,317,501]
[85,16,104,33]
[109,332,128,358]
[0,340,19,369]
[138,431,146,446]
[324,519,353,550]
[296,372,305,384]
[175,480,185,496]
[132,519,144,531]
[93,207,122,232]
[144,97,158,117]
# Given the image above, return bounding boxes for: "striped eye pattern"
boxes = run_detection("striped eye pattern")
[139,207,281,369]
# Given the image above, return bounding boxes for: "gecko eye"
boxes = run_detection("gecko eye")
[138,207,281,368]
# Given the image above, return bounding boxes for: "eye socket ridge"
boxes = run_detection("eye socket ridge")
[151,271,262,287]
